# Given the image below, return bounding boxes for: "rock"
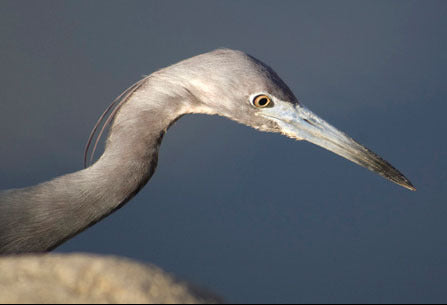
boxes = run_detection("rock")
[0,253,221,304]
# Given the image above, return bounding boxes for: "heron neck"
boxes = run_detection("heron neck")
[74,80,190,235]
[90,83,185,209]
[0,79,188,253]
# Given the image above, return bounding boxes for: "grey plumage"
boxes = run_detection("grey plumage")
[0,49,415,254]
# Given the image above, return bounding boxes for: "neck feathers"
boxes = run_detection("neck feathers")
[0,77,188,254]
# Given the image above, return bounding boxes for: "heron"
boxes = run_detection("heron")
[0,49,415,254]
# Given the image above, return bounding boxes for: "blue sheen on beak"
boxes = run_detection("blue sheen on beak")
[260,102,415,191]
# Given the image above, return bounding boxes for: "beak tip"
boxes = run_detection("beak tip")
[394,176,416,191]
[403,182,416,192]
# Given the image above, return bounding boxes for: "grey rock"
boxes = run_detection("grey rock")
[0,253,221,304]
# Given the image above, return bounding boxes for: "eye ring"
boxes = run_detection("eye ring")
[252,94,273,108]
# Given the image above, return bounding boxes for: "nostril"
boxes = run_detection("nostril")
[303,118,314,126]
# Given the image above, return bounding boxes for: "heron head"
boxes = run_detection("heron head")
[177,49,415,191]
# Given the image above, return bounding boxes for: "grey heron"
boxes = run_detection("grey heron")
[0,49,415,254]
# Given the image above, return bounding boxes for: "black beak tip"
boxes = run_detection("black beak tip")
[390,173,416,191]
[401,180,416,191]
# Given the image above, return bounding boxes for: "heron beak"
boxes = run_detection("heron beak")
[259,102,415,191]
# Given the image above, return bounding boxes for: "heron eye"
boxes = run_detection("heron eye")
[252,95,273,108]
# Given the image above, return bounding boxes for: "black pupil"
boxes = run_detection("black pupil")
[258,97,268,106]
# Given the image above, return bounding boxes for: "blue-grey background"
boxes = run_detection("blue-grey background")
[0,1,445,303]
